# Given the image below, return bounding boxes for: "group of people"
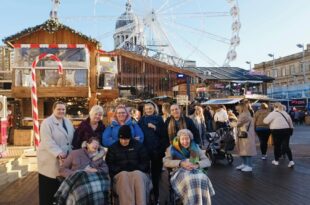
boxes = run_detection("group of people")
[37,99,295,205]
[37,101,214,205]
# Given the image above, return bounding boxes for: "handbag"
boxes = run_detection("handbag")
[276,111,293,136]
[238,121,251,138]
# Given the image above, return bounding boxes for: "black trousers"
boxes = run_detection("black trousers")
[256,129,271,155]
[38,174,61,205]
[150,155,163,201]
[271,129,293,161]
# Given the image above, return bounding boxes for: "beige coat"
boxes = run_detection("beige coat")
[163,146,211,169]
[236,112,257,156]
[37,114,74,178]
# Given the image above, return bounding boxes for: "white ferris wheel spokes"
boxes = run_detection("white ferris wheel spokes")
[60,0,241,67]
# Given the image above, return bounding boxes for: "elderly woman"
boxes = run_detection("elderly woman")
[72,105,105,149]
[264,102,294,167]
[235,102,257,172]
[165,104,200,145]
[138,101,168,203]
[55,137,110,204]
[190,106,207,148]
[102,104,144,147]
[163,129,214,205]
[106,125,151,205]
[38,101,74,205]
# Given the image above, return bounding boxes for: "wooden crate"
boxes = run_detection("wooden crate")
[13,129,33,146]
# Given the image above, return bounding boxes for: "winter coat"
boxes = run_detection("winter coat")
[138,115,168,158]
[163,146,211,169]
[105,139,150,178]
[190,115,206,145]
[37,114,74,178]
[72,118,105,149]
[59,147,109,178]
[165,116,200,145]
[236,112,257,156]
[253,109,270,129]
[102,118,144,147]
[263,111,294,130]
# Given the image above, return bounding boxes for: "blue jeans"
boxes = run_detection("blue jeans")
[241,156,252,167]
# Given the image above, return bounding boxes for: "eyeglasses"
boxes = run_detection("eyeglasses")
[116,112,126,114]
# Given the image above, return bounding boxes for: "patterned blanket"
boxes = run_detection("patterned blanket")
[54,171,110,205]
[171,168,215,205]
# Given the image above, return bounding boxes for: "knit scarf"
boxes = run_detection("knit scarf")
[170,137,200,164]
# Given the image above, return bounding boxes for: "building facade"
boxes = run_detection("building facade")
[254,44,310,99]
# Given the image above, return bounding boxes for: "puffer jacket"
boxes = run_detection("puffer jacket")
[105,140,150,178]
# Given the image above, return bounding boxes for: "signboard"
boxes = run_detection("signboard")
[177,73,185,78]
[289,99,307,107]
[176,95,189,105]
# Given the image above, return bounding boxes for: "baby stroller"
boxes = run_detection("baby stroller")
[205,127,235,165]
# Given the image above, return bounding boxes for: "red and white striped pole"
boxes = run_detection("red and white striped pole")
[31,53,63,146]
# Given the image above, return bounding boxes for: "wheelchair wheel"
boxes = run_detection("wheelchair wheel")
[226,153,234,165]
[206,150,216,165]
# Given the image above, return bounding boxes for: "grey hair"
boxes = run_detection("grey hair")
[176,129,194,140]
[89,105,104,118]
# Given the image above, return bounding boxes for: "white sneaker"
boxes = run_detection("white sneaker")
[241,166,253,172]
[272,160,279,166]
[288,161,295,168]
[261,155,267,160]
[236,164,245,170]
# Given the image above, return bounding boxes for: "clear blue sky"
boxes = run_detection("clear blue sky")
[0,0,310,69]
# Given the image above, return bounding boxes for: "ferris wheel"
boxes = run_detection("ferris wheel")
[60,0,241,67]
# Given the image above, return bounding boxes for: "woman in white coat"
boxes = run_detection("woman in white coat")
[37,101,74,205]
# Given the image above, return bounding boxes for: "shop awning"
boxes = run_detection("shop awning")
[201,98,242,105]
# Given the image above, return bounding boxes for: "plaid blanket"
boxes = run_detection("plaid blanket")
[171,168,215,205]
[54,171,110,205]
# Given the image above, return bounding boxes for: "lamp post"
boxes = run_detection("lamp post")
[268,53,276,98]
[245,61,252,71]
[296,44,306,83]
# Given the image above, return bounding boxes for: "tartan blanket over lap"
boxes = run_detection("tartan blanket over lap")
[171,168,215,205]
[54,171,110,205]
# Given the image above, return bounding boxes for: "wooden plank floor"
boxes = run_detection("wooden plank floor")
[0,172,38,205]
[208,145,310,205]
[0,125,310,205]
[0,151,309,205]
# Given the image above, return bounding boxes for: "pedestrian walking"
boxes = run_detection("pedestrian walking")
[264,102,295,167]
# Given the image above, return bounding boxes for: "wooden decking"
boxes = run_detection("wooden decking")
[0,172,38,205]
[0,146,309,205]
[1,128,310,205]
[209,148,310,205]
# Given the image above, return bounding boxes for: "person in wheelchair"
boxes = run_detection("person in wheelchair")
[55,137,110,205]
[106,125,152,205]
[163,129,215,205]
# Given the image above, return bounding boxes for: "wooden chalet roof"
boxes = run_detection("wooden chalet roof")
[112,49,198,78]
[2,19,100,46]
[188,66,274,82]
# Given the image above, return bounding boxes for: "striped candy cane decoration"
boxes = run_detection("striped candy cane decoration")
[31,53,63,146]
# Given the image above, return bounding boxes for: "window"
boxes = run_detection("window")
[13,46,89,87]
[98,56,117,89]
[281,67,285,77]
[272,69,278,78]
[289,65,295,74]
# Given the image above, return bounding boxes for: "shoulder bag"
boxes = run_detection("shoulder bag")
[238,121,251,138]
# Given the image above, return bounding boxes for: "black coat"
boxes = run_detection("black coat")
[164,116,200,145]
[106,140,150,178]
[138,115,168,158]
